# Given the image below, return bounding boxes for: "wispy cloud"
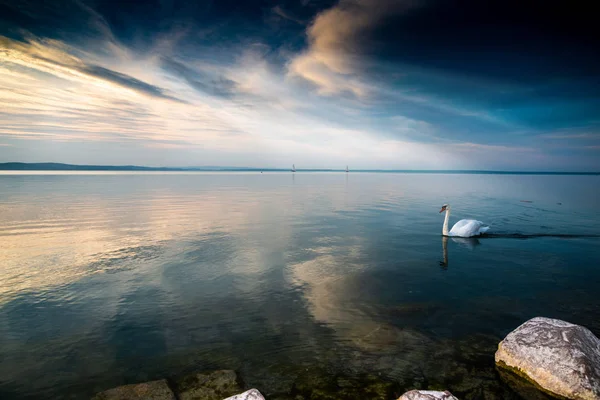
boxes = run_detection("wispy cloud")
[538,132,600,140]
[287,0,419,97]
[0,36,184,102]
[161,57,238,99]
[451,142,538,153]
[272,5,306,25]
[0,35,251,156]
[80,65,186,103]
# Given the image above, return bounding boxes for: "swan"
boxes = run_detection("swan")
[439,204,490,237]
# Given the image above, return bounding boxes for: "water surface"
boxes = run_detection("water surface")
[1,172,599,399]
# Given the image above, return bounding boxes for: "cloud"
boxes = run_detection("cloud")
[161,57,238,99]
[451,142,538,153]
[442,142,551,170]
[287,0,419,96]
[80,65,186,103]
[545,143,600,151]
[0,36,252,156]
[0,36,184,103]
[272,5,306,25]
[538,132,600,140]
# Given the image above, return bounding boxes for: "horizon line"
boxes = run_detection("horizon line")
[0,162,599,175]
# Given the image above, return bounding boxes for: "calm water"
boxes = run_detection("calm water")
[1,172,599,399]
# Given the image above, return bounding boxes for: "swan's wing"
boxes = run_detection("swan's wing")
[449,219,489,237]
[478,225,490,234]
[449,219,472,231]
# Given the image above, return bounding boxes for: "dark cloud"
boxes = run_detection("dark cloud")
[79,64,186,103]
[0,0,117,47]
[0,34,185,103]
[367,0,599,81]
[326,0,600,136]
[283,0,600,133]
[161,57,238,98]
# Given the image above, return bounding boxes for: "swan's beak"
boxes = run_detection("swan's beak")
[439,207,446,213]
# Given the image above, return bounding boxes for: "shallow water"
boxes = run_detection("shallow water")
[0,172,599,399]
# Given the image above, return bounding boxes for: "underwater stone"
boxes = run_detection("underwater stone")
[495,317,600,400]
[224,389,266,400]
[496,368,556,400]
[91,379,176,400]
[398,390,459,399]
[171,370,242,400]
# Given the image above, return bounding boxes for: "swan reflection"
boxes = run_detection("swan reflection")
[452,237,481,249]
[440,236,481,269]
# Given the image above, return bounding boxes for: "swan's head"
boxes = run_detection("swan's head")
[439,204,449,213]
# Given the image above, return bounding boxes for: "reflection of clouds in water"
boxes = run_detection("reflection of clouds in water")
[288,239,433,357]
[0,226,287,397]
[2,173,404,305]
[287,236,509,390]
[289,249,365,325]
[0,186,294,304]
[0,175,316,396]
[290,244,362,322]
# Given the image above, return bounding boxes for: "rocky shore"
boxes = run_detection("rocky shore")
[92,317,600,400]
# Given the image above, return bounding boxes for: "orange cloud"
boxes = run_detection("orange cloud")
[288,0,419,96]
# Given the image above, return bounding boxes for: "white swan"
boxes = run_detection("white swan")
[439,204,490,237]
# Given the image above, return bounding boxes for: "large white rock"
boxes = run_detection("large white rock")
[398,390,459,400]
[495,317,600,399]
[223,389,265,400]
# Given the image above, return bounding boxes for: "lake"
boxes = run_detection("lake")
[1,172,599,399]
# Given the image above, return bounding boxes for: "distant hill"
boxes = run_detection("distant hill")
[0,162,333,172]
[0,162,277,171]
[0,162,179,171]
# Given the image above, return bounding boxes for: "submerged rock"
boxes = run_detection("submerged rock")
[289,367,400,400]
[91,379,176,400]
[171,370,243,400]
[496,368,556,400]
[398,390,459,400]
[495,317,600,399]
[224,389,266,400]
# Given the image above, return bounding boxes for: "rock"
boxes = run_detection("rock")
[171,370,243,400]
[224,389,266,400]
[495,317,600,400]
[398,390,459,400]
[92,379,176,400]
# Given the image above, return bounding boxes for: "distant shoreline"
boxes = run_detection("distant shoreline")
[0,162,598,175]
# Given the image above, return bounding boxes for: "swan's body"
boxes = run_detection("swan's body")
[440,204,489,237]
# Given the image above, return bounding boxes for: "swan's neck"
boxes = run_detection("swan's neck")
[442,208,450,236]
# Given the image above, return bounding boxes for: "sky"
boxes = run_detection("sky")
[0,0,598,170]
